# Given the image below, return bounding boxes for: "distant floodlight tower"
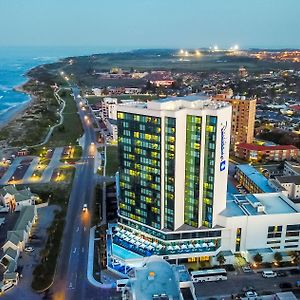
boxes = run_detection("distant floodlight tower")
[179,49,184,55]
[234,45,239,51]
[213,45,218,51]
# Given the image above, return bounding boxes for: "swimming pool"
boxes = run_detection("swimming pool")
[112,243,143,260]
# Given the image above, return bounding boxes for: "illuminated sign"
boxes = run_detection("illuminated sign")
[220,122,227,171]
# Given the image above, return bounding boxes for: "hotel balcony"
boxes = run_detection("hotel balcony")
[112,227,220,258]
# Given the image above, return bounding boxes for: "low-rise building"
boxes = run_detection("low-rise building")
[0,205,37,288]
[235,143,298,162]
[0,186,38,212]
[121,256,196,300]
[124,87,142,94]
[235,164,276,193]
[283,161,300,176]
[272,176,300,201]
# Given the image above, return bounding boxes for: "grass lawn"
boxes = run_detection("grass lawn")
[51,165,75,183]
[60,145,82,163]
[46,89,83,147]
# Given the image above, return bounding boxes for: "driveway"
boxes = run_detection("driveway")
[2,205,59,300]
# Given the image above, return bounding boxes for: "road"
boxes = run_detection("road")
[195,270,300,299]
[51,87,119,300]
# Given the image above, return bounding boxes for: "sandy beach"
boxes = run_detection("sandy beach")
[0,84,36,130]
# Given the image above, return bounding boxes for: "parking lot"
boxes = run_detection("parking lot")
[195,269,300,299]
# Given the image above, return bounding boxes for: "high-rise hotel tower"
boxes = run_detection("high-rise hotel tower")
[117,95,231,235]
[109,95,300,267]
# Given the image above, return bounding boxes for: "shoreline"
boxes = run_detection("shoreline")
[0,80,36,130]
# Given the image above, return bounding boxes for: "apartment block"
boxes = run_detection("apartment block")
[213,92,256,146]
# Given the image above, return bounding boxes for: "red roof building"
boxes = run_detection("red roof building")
[290,105,300,112]
[235,143,299,162]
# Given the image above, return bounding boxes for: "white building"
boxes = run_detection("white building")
[0,205,37,288]
[124,87,142,94]
[283,161,300,176]
[121,256,196,300]
[117,94,231,230]
[272,176,300,201]
[101,97,118,120]
[108,94,300,271]
[0,186,37,212]
[219,193,300,263]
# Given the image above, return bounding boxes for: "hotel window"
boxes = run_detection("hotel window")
[184,115,202,228]
[164,117,176,230]
[268,226,282,232]
[202,116,216,228]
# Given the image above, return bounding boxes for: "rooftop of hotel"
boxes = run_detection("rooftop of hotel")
[118,93,230,112]
[276,175,300,185]
[222,192,299,217]
[126,256,181,300]
[236,164,276,193]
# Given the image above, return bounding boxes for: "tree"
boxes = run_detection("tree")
[253,253,263,265]
[274,252,283,264]
[216,253,226,266]
[291,251,300,265]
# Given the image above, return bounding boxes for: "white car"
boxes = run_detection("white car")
[24,247,34,252]
[262,270,277,278]
[242,266,252,273]
[83,204,88,212]
[245,291,258,298]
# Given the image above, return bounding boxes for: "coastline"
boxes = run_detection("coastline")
[0,80,36,130]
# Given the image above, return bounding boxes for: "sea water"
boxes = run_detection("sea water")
[0,46,129,126]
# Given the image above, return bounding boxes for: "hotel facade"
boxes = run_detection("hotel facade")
[108,95,300,269]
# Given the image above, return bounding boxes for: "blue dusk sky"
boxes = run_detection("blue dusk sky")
[0,0,299,49]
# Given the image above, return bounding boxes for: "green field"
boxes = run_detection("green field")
[46,89,83,147]
[28,49,300,89]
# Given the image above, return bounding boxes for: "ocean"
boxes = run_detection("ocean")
[0,46,130,126]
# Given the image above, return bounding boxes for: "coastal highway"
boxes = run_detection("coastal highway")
[52,87,118,300]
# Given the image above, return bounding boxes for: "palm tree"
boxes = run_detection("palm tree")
[291,251,300,265]
[274,252,283,265]
[253,253,263,265]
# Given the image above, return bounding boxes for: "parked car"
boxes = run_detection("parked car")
[242,266,252,273]
[245,290,258,298]
[277,271,287,277]
[24,246,34,252]
[279,282,292,289]
[262,270,277,278]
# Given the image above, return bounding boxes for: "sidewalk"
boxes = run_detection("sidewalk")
[87,226,114,288]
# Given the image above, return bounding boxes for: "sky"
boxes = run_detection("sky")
[0,0,300,49]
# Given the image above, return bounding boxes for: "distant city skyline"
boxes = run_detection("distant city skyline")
[1,0,300,49]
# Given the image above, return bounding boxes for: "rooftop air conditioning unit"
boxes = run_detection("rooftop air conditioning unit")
[257,205,265,213]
